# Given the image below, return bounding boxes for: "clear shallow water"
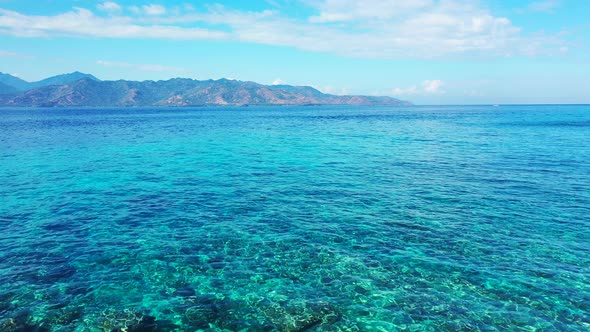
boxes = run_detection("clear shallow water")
[0,105,589,331]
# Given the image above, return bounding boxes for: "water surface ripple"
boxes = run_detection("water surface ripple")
[0,105,589,331]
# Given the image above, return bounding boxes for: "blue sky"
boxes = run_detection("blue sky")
[0,0,588,104]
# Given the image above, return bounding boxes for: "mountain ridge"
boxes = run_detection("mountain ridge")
[0,81,19,95]
[0,73,30,91]
[0,73,412,107]
[0,71,100,91]
[28,71,100,90]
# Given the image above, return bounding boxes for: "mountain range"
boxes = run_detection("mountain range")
[0,72,411,107]
[0,71,99,91]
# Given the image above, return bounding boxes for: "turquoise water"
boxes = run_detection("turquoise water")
[0,105,588,331]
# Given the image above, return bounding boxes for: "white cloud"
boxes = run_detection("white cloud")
[0,49,33,58]
[97,1,121,13]
[392,86,418,95]
[393,80,445,96]
[528,0,561,13]
[128,6,141,14]
[200,1,561,58]
[142,4,166,16]
[96,60,188,73]
[0,8,227,39]
[309,0,434,23]
[0,1,567,59]
[272,78,285,85]
[422,80,445,94]
[128,4,169,16]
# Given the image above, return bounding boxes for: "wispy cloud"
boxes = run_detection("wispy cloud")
[422,80,445,94]
[272,78,286,85]
[528,0,561,13]
[0,1,568,58]
[97,1,121,13]
[309,0,434,23]
[96,60,188,73]
[0,49,33,58]
[393,80,445,96]
[392,86,419,96]
[0,8,227,39]
[142,4,166,16]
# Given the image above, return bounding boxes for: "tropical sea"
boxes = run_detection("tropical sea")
[0,105,588,332]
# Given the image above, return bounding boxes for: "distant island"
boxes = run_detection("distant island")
[0,72,411,107]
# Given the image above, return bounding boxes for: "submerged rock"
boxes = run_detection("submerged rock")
[40,265,76,283]
[173,285,196,298]
[260,300,341,332]
[0,318,51,332]
[0,319,15,332]
[48,306,84,326]
[184,304,217,329]
[93,310,178,332]
[0,291,15,312]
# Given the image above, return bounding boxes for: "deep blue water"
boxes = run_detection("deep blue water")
[0,105,589,331]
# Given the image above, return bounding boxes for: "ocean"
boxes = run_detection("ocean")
[0,105,588,331]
